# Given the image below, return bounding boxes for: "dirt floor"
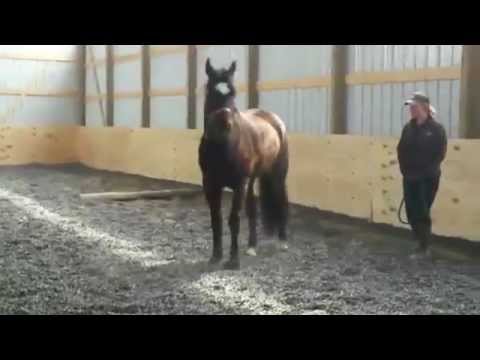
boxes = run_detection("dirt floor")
[1,164,480,315]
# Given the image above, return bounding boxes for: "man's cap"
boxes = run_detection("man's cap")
[404,92,430,106]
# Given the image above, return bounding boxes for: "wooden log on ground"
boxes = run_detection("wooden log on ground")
[80,188,203,201]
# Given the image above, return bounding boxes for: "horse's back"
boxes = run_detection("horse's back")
[237,109,288,174]
[242,109,287,143]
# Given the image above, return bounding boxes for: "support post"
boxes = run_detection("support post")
[330,45,348,134]
[106,45,115,127]
[248,45,260,109]
[142,45,151,128]
[187,45,197,129]
[459,45,480,139]
[79,45,86,126]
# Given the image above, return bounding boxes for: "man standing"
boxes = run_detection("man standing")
[397,92,448,259]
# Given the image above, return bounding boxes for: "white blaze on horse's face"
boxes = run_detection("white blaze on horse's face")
[215,82,231,96]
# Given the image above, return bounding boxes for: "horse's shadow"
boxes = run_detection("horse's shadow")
[145,243,285,283]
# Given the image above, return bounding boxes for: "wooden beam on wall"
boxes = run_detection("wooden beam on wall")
[142,45,151,128]
[151,88,188,97]
[151,46,187,57]
[459,45,480,139]
[346,67,460,86]
[257,77,330,92]
[0,90,79,97]
[330,45,348,134]
[248,45,260,109]
[79,45,86,126]
[187,45,197,130]
[0,53,77,63]
[106,45,114,127]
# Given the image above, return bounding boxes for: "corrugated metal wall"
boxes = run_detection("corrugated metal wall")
[258,45,333,135]
[86,45,107,127]
[346,45,463,138]
[150,45,188,129]
[113,45,142,128]
[196,45,249,129]
[0,45,81,126]
[83,45,466,138]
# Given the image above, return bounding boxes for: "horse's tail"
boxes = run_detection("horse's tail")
[259,140,289,236]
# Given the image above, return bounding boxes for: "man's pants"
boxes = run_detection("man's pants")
[403,175,441,250]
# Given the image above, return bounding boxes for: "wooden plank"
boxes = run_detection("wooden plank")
[89,91,155,101]
[346,66,461,85]
[112,52,142,65]
[113,91,143,100]
[0,53,76,63]
[86,94,107,102]
[73,128,480,242]
[80,189,202,201]
[257,76,331,92]
[151,46,187,57]
[86,58,107,68]
[87,53,143,67]
[0,90,79,98]
[0,126,78,166]
[150,88,188,97]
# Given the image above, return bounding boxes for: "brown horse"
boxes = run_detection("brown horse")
[198,58,289,270]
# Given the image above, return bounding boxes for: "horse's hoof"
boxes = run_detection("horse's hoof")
[208,256,223,265]
[223,259,240,270]
[246,247,257,257]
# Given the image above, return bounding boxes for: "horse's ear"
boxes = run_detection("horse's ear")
[228,61,237,75]
[206,58,214,77]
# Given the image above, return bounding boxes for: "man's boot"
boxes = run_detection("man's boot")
[410,222,431,259]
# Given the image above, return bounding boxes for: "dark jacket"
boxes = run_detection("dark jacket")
[397,117,448,181]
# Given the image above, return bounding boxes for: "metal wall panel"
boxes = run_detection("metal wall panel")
[196,45,248,129]
[86,45,107,127]
[113,45,142,128]
[258,45,333,135]
[346,45,463,138]
[150,45,188,129]
[0,45,81,126]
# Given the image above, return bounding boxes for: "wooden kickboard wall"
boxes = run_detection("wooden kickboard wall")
[1,125,479,242]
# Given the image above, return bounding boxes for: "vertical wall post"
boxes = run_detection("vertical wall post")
[459,45,480,139]
[142,45,151,128]
[79,45,87,126]
[187,45,198,129]
[106,45,114,127]
[330,45,348,134]
[248,45,260,109]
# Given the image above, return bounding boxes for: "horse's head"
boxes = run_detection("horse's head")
[205,58,237,106]
[204,58,237,142]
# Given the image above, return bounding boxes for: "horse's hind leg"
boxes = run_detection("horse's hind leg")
[277,168,289,251]
[246,177,258,257]
[224,184,245,270]
[205,183,223,265]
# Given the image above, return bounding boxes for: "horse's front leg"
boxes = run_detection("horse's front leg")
[224,183,245,270]
[205,182,223,265]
